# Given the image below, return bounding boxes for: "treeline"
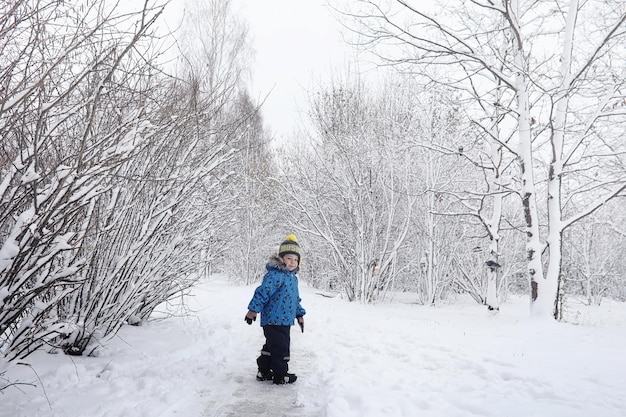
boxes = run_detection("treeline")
[284,76,626,311]
[282,0,626,320]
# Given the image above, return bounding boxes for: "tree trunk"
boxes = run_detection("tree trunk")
[513,51,547,317]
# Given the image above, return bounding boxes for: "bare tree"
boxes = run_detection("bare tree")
[221,92,279,285]
[562,202,626,308]
[169,0,256,280]
[407,91,473,305]
[280,75,418,303]
[346,0,626,318]
[0,0,169,362]
[64,0,256,340]
[1,0,255,366]
[383,84,514,308]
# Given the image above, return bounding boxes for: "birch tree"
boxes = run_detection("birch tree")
[348,0,626,319]
[394,85,515,308]
[407,91,477,305]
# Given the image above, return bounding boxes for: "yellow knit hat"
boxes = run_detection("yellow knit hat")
[278,234,301,265]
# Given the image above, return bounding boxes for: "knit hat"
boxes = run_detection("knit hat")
[278,234,301,264]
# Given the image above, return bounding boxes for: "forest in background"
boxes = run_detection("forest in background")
[1,0,624,383]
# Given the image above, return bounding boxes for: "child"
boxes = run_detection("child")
[244,234,306,385]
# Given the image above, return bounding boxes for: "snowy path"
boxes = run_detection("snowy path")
[196,282,325,417]
[196,280,626,417]
[3,278,626,417]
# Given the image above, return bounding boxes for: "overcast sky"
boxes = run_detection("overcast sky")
[160,0,354,142]
[233,0,351,143]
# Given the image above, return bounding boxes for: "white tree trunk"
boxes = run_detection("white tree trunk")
[485,93,504,311]
[509,0,548,315]
[544,0,579,318]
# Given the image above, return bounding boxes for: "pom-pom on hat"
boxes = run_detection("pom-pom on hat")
[279,234,301,264]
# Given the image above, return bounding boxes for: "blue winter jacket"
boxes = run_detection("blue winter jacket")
[247,255,306,326]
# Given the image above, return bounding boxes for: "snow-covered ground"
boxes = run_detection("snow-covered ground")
[3,277,626,417]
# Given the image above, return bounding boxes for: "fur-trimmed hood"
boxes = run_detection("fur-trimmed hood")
[266,254,298,273]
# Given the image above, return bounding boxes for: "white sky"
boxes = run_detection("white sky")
[159,0,358,142]
[232,0,352,142]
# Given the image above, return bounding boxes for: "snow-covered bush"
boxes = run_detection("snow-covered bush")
[1,0,255,365]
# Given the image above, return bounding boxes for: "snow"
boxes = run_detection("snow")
[20,163,41,184]
[3,277,626,417]
[0,238,19,271]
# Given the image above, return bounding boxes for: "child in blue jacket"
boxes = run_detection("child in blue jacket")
[245,234,306,385]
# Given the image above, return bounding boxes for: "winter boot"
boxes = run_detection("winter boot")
[256,370,274,381]
[273,373,297,385]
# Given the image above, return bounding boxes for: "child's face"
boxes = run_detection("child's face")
[282,254,299,271]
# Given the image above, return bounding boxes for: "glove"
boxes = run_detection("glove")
[244,311,257,325]
[297,316,304,333]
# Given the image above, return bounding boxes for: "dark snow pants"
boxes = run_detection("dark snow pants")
[257,325,291,377]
